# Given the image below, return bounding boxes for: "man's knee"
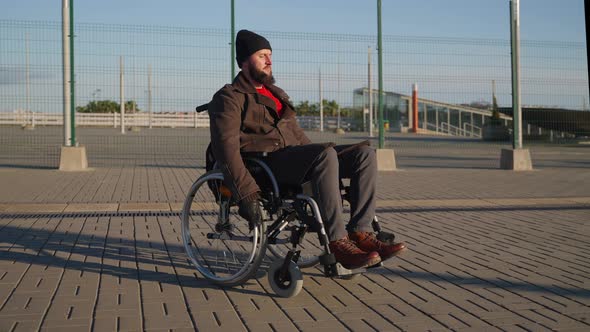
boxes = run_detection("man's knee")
[356,145,376,167]
[316,147,338,166]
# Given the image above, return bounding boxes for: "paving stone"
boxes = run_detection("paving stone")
[118,203,171,212]
[340,318,396,331]
[245,321,299,332]
[95,291,141,311]
[63,203,119,213]
[269,288,323,309]
[283,305,337,323]
[92,315,138,331]
[169,203,183,212]
[482,314,543,328]
[391,318,449,331]
[141,298,194,329]
[98,274,141,292]
[568,197,590,204]
[0,294,52,316]
[182,286,234,312]
[192,310,246,331]
[0,319,40,332]
[143,314,194,330]
[54,274,100,299]
[565,310,590,322]
[143,329,196,332]
[453,327,504,332]
[0,204,67,213]
[431,311,495,330]
[0,268,27,285]
[294,319,349,331]
[236,301,287,321]
[1,162,590,331]
[518,308,590,330]
[40,324,91,331]
[42,297,95,324]
[139,280,184,301]
[12,275,61,297]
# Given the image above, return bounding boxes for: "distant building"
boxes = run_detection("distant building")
[352,88,512,136]
[352,88,407,130]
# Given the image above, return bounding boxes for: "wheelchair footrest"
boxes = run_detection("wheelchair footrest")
[333,263,365,277]
[326,261,384,277]
[367,261,383,269]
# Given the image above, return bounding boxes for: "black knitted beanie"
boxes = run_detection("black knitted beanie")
[236,30,272,68]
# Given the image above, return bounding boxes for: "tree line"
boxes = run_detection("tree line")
[76,100,140,113]
[294,99,358,118]
[76,99,361,117]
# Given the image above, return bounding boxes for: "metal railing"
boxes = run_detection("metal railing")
[0,111,210,128]
[0,112,360,131]
[463,123,482,138]
[440,122,482,138]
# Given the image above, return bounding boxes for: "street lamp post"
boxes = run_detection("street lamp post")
[148,65,152,129]
[120,56,125,134]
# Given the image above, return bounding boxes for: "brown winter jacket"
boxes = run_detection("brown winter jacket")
[208,72,312,201]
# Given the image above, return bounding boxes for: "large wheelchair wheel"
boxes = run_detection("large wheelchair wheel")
[181,170,267,286]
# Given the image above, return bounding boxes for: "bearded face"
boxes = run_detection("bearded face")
[248,64,276,86]
[245,49,275,86]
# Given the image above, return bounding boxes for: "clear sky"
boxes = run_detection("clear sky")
[1,0,587,42]
[1,0,588,113]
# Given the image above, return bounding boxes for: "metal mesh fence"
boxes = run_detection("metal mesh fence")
[0,20,588,168]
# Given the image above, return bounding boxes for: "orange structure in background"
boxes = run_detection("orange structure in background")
[412,84,418,133]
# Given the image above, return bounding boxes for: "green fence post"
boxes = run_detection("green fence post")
[69,0,76,146]
[377,0,384,149]
[231,0,235,80]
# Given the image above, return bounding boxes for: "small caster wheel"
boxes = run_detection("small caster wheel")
[268,259,303,298]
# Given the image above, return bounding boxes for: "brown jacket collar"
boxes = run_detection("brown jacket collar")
[231,71,258,94]
[231,71,295,118]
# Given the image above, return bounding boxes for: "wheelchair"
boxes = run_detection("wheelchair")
[180,154,396,298]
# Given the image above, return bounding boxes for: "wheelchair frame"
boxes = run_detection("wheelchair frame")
[181,156,394,297]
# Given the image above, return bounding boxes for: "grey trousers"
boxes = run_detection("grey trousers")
[263,144,377,241]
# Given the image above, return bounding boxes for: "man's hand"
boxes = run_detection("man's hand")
[238,192,263,230]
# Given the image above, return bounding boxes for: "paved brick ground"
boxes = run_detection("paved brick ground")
[1,153,589,330]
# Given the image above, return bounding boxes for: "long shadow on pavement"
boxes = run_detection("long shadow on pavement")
[2,209,589,300]
[376,266,590,299]
[0,222,269,297]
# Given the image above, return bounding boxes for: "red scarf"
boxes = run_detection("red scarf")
[256,85,283,117]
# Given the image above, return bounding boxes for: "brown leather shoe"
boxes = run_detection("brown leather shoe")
[349,231,406,261]
[328,237,381,269]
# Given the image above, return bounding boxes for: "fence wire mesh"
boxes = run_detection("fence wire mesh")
[0,20,588,168]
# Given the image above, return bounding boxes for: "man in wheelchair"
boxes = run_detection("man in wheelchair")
[208,29,406,270]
